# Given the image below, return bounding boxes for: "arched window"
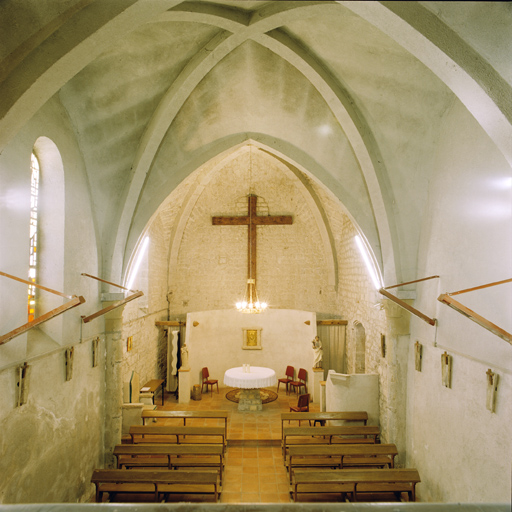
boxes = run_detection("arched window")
[27,153,40,322]
[29,137,65,342]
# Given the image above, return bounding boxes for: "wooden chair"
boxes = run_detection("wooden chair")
[290,394,310,425]
[289,368,307,395]
[201,367,219,396]
[277,365,295,394]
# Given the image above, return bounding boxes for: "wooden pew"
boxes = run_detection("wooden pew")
[282,425,380,460]
[113,444,225,484]
[281,411,368,435]
[287,444,398,483]
[141,410,228,433]
[91,469,219,502]
[292,468,420,502]
[129,425,226,453]
[140,379,165,406]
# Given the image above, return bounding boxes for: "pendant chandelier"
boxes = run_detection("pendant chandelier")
[236,147,267,314]
[236,278,267,314]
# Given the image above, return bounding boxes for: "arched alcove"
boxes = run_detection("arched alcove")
[354,322,366,374]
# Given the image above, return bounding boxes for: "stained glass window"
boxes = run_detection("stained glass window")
[28,153,40,322]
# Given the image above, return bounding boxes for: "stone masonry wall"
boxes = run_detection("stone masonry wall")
[121,217,169,387]
[121,149,403,454]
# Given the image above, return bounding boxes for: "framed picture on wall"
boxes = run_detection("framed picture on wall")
[242,328,262,350]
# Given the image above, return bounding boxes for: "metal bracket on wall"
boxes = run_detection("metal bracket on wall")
[379,275,439,326]
[438,278,512,345]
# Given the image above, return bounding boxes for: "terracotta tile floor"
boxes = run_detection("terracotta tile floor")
[158,384,320,504]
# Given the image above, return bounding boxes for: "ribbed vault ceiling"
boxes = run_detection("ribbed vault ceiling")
[1,0,510,284]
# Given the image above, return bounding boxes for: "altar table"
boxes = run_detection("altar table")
[224,366,277,411]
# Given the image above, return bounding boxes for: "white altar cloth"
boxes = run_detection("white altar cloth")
[224,366,277,389]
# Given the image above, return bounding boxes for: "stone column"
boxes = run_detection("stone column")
[319,380,326,412]
[312,367,324,403]
[103,294,126,468]
[382,298,412,467]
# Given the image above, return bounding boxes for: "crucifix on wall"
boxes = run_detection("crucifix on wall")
[212,194,293,310]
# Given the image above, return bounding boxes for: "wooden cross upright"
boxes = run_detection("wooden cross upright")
[212,194,293,284]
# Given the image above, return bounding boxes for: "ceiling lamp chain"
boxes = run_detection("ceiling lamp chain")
[236,147,267,314]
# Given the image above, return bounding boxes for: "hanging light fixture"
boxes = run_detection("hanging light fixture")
[236,147,267,314]
[235,278,267,314]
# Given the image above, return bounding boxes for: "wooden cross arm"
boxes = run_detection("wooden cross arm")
[212,216,293,225]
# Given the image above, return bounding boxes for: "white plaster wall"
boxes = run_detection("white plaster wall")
[325,371,380,427]
[185,309,316,392]
[408,100,512,502]
[0,97,105,504]
[0,338,105,503]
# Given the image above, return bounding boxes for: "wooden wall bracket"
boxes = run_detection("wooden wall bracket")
[437,278,512,345]
[80,273,143,323]
[379,275,439,326]
[0,271,85,346]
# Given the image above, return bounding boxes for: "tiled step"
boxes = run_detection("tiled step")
[228,439,281,447]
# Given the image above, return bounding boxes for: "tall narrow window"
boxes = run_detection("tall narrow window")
[28,152,40,322]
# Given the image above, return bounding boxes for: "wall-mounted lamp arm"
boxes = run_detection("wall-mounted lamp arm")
[81,291,143,323]
[80,273,143,323]
[0,295,85,346]
[437,277,512,345]
[379,288,437,326]
[379,275,439,326]
[0,271,85,345]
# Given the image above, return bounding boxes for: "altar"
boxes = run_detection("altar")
[224,366,277,411]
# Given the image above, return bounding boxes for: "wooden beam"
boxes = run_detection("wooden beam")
[81,291,143,323]
[446,277,512,297]
[81,273,137,293]
[317,320,348,325]
[0,270,73,299]
[378,275,439,326]
[438,293,512,345]
[0,296,85,346]
[383,275,439,290]
[379,288,437,326]
[155,321,186,327]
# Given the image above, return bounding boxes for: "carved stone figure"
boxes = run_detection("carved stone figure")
[181,343,189,369]
[312,335,323,368]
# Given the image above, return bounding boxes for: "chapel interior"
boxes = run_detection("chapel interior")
[0,1,511,508]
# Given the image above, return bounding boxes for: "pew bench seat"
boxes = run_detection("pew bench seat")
[287,444,397,483]
[114,444,224,483]
[91,469,220,503]
[291,468,420,502]
[282,426,379,460]
[129,425,226,453]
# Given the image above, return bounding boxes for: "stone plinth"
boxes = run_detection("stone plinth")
[312,367,324,403]
[178,368,191,404]
[238,388,262,412]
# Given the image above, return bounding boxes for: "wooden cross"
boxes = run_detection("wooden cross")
[212,194,293,282]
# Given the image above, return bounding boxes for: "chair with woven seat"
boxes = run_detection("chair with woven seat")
[201,367,219,396]
[277,365,295,394]
[289,393,310,425]
[289,368,307,395]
